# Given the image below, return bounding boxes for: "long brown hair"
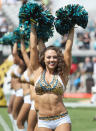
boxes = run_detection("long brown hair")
[39,46,65,76]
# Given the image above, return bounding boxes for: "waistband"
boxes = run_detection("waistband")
[39,112,68,121]
[15,88,22,92]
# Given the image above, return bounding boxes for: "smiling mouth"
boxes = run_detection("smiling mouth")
[49,62,56,66]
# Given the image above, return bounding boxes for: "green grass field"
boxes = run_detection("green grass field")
[63,98,89,102]
[0,98,96,131]
[0,107,96,131]
[0,107,13,131]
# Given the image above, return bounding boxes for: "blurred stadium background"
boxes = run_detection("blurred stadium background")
[0,0,96,131]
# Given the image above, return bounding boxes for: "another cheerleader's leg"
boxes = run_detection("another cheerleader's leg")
[17,94,31,130]
[27,100,37,131]
[12,88,23,119]
[8,90,16,131]
[12,88,24,131]
[8,90,16,113]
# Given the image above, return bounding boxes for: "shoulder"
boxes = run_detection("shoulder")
[33,66,43,83]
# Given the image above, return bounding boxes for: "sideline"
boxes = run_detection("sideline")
[64,101,96,108]
[0,115,11,131]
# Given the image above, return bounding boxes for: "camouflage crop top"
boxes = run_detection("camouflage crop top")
[35,71,65,95]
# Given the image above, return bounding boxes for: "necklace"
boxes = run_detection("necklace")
[39,70,58,91]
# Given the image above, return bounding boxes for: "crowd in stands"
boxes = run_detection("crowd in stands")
[0,11,8,37]
[53,17,96,50]
[68,56,96,94]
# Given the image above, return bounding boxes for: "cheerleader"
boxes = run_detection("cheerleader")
[11,43,26,130]
[16,40,31,131]
[28,23,74,131]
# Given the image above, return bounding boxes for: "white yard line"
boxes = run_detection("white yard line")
[64,102,96,108]
[0,115,11,131]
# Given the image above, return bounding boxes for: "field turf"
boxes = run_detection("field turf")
[0,99,96,131]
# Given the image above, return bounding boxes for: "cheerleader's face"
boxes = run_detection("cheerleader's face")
[44,49,58,70]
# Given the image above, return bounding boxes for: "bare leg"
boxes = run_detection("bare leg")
[12,96,23,119]
[27,110,37,131]
[34,123,38,131]
[8,95,16,131]
[17,103,31,129]
[8,95,16,113]
[55,123,71,131]
[38,128,52,131]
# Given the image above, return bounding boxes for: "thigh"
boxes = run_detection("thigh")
[8,95,16,113]
[55,123,71,131]
[12,96,23,119]
[13,96,23,111]
[27,110,37,131]
[38,127,52,131]
[17,103,31,122]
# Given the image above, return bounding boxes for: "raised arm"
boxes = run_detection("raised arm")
[64,28,74,74]
[37,39,45,53]
[12,42,19,64]
[29,23,39,71]
[21,39,30,68]
[12,43,25,68]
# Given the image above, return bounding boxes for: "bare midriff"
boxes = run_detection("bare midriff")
[38,93,67,117]
[22,83,30,96]
[12,77,22,91]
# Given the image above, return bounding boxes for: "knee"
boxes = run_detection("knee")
[27,125,34,131]
[12,111,16,119]
[17,117,24,129]
[12,109,18,119]
[27,120,36,131]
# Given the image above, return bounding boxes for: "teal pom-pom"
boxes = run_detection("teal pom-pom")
[24,40,30,49]
[13,26,30,48]
[29,3,54,42]
[2,32,13,45]
[17,40,30,50]
[19,21,31,41]
[30,3,43,23]
[30,7,54,42]
[13,27,21,43]
[19,2,31,24]
[19,2,54,42]
[71,4,88,28]
[55,4,88,35]
[35,10,54,42]
[19,1,36,24]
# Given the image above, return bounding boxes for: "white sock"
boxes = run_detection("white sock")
[17,129,25,131]
[14,120,19,131]
[8,114,16,131]
[24,121,27,130]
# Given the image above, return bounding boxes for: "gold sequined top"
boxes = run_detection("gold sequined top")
[35,71,65,95]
